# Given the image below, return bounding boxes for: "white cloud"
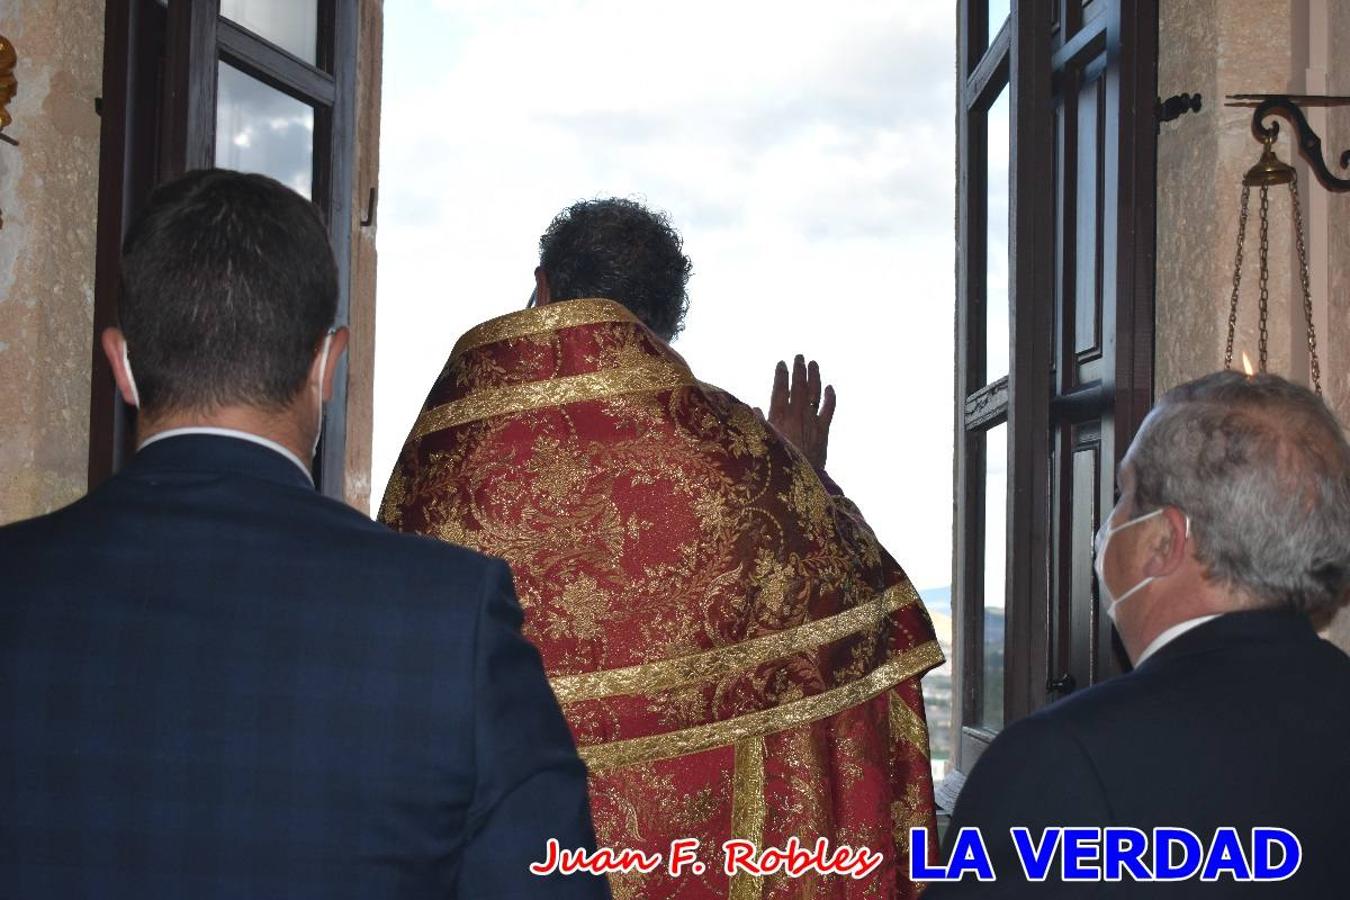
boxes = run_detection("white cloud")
[375,0,956,588]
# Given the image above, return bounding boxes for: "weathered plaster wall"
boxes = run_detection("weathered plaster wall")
[1156,0,1222,389]
[1159,0,1350,404]
[0,1,103,525]
[1157,0,1301,390]
[1157,0,1350,651]
[1325,1,1350,431]
[1318,0,1350,652]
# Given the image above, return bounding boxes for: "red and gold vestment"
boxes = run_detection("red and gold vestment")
[381,299,943,898]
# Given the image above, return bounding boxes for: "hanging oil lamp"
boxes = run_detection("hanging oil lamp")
[1222,132,1322,394]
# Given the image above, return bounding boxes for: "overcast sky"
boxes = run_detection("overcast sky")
[374,0,964,592]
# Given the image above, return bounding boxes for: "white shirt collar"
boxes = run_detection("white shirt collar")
[138,427,314,485]
[1135,614,1222,665]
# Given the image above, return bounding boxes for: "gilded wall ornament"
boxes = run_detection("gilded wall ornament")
[0,34,15,132]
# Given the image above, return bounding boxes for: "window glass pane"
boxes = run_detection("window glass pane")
[988,0,1011,46]
[220,0,319,64]
[215,62,315,200]
[986,87,1010,384]
[981,422,1007,728]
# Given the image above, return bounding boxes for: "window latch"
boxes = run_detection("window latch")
[360,186,377,227]
[1047,673,1077,697]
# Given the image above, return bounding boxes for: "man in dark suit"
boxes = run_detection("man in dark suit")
[929,372,1350,898]
[0,170,609,899]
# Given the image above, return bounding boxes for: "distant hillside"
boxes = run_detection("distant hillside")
[917,585,951,617]
[916,585,953,766]
[915,585,1005,645]
[912,585,1007,770]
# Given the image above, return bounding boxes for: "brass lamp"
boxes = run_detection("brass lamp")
[1223,133,1322,394]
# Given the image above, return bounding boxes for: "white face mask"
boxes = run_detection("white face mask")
[121,341,141,409]
[1093,507,1190,624]
[311,330,335,460]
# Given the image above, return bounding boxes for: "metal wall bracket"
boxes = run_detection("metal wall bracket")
[1227,94,1350,193]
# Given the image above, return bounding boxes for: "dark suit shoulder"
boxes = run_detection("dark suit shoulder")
[0,490,121,573]
[0,461,507,623]
[1040,618,1350,740]
[290,485,499,571]
[966,703,1107,797]
[0,490,92,542]
[1025,666,1156,731]
[221,483,509,627]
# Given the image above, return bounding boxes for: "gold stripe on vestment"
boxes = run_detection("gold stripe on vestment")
[577,640,944,772]
[449,298,637,361]
[888,686,931,755]
[411,359,695,438]
[551,581,922,704]
[729,736,767,900]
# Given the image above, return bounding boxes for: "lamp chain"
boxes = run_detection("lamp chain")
[1226,142,1324,394]
[1257,186,1271,373]
[1288,177,1323,395]
[1224,185,1250,371]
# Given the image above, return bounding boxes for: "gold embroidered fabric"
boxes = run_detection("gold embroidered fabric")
[450,297,638,361]
[887,684,931,755]
[380,298,942,899]
[577,641,943,771]
[551,581,920,704]
[730,736,767,900]
[412,359,695,438]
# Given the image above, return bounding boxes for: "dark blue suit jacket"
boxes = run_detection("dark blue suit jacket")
[929,610,1350,898]
[0,435,609,899]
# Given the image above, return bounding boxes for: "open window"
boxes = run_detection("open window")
[88,0,362,500]
[949,0,1158,792]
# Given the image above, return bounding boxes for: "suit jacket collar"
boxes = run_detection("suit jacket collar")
[1137,607,1317,669]
[123,433,316,491]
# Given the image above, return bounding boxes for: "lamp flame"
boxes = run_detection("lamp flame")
[1241,351,1255,377]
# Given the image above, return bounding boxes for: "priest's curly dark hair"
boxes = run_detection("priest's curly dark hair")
[538,198,693,342]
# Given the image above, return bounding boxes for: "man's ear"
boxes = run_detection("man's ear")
[533,267,551,306]
[317,327,349,402]
[1145,506,1190,577]
[100,327,139,408]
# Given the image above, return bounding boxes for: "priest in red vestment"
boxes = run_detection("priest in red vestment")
[380,199,942,899]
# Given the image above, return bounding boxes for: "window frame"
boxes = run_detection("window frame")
[953,0,1055,777]
[950,0,1158,784]
[88,0,358,501]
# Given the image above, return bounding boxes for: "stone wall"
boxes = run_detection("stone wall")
[1158,0,1350,408]
[1319,1,1350,423]
[0,1,384,520]
[0,1,104,524]
[1157,0,1350,650]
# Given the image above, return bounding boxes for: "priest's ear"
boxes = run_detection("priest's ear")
[532,267,552,307]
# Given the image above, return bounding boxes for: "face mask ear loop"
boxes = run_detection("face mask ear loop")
[121,342,141,409]
[1095,506,1167,624]
[311,329,336,460]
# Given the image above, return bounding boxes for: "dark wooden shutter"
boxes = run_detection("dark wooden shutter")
[951,0,1157,781]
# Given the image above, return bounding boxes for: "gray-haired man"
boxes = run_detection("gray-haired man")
[929,371,1350,898]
